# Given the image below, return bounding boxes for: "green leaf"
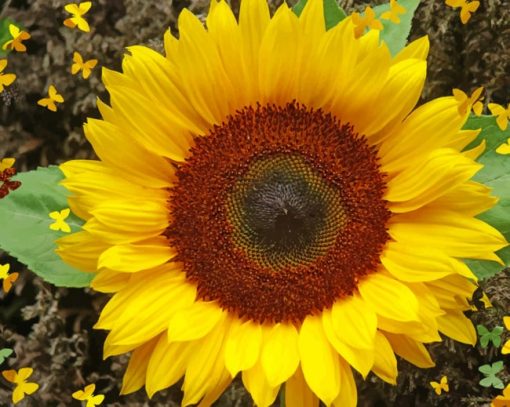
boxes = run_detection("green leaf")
[293,0,347,30]
[477,325,504,348]
[478,363,494,375]
[0,348,13,365]
[463,115,510,279]
[480,335,489,348]
[372,0,421,56]
[479,361,505,388]
[491,360,504,373]
[0,166,93,287]
[0,18,16,58]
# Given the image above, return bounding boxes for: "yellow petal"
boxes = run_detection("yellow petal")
[224,318,263,377]
[56,230,109,272]
[98,238,175,273]
[385,148,481,213]
[332,358,357,407]
[242,361,280,407]
[120,335,158,395]
[322,308,374,377]
[84,118,173,189]
[384,332,435,368]
[329,294,377,349]
[285,366,319,407]
[145,333,195,397]
[437,310,476,345]
[91,269,130,293]
[299,315,340,405]
[167,301,225,342]
[182,319,230,406]
[389,208,507,263]
[393,36,429,63]
[371,331,397,384]
[358,273,419,322]
[260,323,299,387]
[85,198,168,244]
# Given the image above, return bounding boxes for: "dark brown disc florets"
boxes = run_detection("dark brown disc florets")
[167,102,390,323]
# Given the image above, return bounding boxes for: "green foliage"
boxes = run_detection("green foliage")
[463,115,510,279]
[293,0,347,30]
[477,324,504,348]
[478,361,505,389]
[0,18,15,58]
[0,166,93,287]
[0,348,13,366]
[372,0,421,56]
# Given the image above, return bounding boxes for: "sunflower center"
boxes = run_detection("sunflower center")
[227,154,346,270]
[167,102,391,323]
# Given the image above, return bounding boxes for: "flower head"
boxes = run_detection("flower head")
[37,85,64,112]
[56,0,507,405]
[72,384,104,407]
[1,368,39,404]
[445,0,480,24]
[49,208,71,233]
[2,24,31,52]
[488,103,510,131]
[0,263,19,294]
[351,6,384,38]
[430,375,449,395]
[64,2,92,32]
[71,51,98,79]
[0,59,16,92]
[381,0,406,24]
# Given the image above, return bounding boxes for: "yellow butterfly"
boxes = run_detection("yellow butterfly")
[351,6,384,38]
[488,103,510,131]
[445,0,480,24]
[2,367,39,404]
[381,0,406,24]
[0,263,19,294]
[64,2,92,32]
[72,51,98,79]
[430,375,449,395]
[37,85,64,112]
[452,86,484,116]
[0,59,16,93]
[72,383,105,407]
[2,24,31,52]
[49,208,71,233]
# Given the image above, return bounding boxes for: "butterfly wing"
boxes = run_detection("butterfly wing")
[87,394,105,407]
[64,18,77,28]
[72,389,87,401]
[8,25,20,38]
[64,4,80,14]
[79,2,92,14]
[22,382,39,396]
[76,17,90,32]
[2,369,17,383]
[72,52,84,74]
[17,367,34,382]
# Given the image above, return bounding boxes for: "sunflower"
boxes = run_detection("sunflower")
[56,0,507,405]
